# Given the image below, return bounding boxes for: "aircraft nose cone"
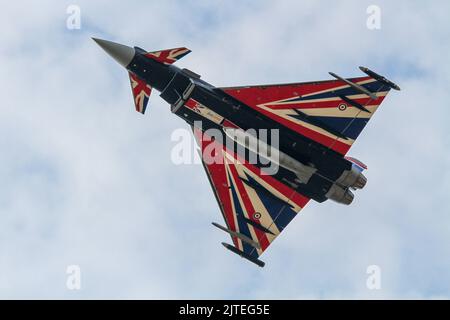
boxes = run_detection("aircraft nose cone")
[92,38,135,67]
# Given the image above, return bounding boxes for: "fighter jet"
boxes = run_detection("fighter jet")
[93,38,400,267]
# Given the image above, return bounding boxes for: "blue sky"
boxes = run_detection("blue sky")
[1,0,449,299]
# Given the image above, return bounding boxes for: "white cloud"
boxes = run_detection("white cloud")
[0,0,449,299]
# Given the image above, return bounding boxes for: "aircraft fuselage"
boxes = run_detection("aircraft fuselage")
[125,47,364,204]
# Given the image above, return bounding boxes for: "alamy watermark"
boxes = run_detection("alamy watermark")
[66,5,81,30]
[171,121,281,175]
[66,265,81,290]
[366,265,381,290]
[366,5,381,30]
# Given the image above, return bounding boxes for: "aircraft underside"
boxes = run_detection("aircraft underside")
[94,38,399,267]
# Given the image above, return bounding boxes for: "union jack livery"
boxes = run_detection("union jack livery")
[145,47,191,65]
[129,72,151,114]
[94,38,400,267]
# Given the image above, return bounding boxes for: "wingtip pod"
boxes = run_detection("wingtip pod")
[359,66,401,91]
[221,242,265,267]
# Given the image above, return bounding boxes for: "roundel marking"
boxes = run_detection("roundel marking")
[338,103,347,111]
[253,212,262,219]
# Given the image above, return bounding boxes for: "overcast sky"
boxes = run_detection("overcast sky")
[1,0,449,299]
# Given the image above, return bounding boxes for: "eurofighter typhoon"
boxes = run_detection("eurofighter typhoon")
[94,38,400,267]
